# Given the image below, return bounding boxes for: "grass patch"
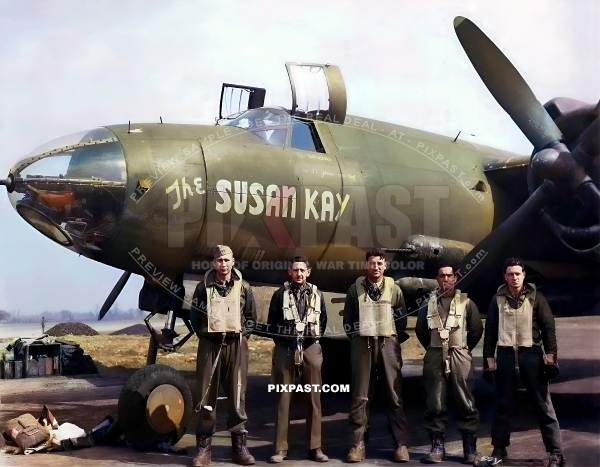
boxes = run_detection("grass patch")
[56,334,275,377]
[5,329,424,378]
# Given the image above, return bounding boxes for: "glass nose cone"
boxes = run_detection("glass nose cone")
[7,127,127,253]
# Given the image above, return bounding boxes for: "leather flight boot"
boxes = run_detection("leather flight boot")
[231,430,255,465]
[309,448,329,462]
[393,444,409,463]
[461,431,478,464]
[423,433,444,463]
[544,450,565,467]
[269,450,288,463]
[193,435,212,467]
[346,441,366,463]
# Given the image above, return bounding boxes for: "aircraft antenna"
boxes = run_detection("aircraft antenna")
[128,121,131,134]
[452,131,461,143]
[160,116,163,124]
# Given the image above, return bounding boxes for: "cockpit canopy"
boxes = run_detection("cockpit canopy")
[218,107,325,153]
[215,63,347,154]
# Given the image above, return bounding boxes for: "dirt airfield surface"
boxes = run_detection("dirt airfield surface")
[1,316,599,467]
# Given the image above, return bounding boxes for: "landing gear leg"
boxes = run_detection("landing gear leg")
[146,333,158,365]
[144,309,195,364]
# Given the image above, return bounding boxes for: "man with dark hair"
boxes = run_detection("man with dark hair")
[483,258,564,467]
[343,248,410,463]
[267,255,329,463]
[190,245,257,467]
[415,264,483,464]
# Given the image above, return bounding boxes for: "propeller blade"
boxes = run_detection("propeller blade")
[98,271,131,321]
[453,184,552,291]
[453,16,563,150]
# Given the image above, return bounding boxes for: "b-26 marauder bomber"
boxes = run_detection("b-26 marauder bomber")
[0,17,598,449]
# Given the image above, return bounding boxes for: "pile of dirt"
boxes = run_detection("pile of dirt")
[46,322,99,337]
[110,324,150,335]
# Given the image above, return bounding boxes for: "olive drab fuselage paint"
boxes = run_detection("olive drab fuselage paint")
[103,117,501,288]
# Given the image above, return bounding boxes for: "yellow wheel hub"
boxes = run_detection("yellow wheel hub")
[145,384,185,434]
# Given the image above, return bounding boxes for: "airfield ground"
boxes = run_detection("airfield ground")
[1,316,599,467]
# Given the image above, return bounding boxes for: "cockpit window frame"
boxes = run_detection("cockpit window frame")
[13,137,119,174]
[289,117,326,153]
[218,107,326,153]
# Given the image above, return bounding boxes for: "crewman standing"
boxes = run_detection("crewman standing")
[267,255,329,463]
[190,245,257,467]
[483,258,564,467]
[415,265,483,464]
[343,248,410,463]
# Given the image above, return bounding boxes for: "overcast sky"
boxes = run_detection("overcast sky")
[0,0,598,315]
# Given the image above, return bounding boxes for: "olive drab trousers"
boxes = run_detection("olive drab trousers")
[349,335,409,447]
[271,341,323,451]
[492,346,562,452]
[422,347,479,434]
[195,335,249,435]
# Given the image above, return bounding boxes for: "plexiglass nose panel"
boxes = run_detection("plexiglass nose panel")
[9,128,127,253]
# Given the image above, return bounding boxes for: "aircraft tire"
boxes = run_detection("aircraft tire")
[118,364,193,451]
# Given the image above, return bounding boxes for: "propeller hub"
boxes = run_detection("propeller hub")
[532,144,591,191]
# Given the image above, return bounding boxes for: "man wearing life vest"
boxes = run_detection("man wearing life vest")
[190,245,257,467]
[415,265,483,464]
[483,258,564,467]
[267,255,329,463]
[343,248,410,463]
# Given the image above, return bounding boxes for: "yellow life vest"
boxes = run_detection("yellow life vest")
[356,276,395,337]
[496,284,535,347]
[426,290,468,348]
[205,268,243,334]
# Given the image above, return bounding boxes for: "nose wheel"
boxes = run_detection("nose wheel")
[118,364,193,451]
[120,309,195,450]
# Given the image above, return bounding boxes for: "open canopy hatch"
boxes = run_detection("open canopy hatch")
[219,63,346,124]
